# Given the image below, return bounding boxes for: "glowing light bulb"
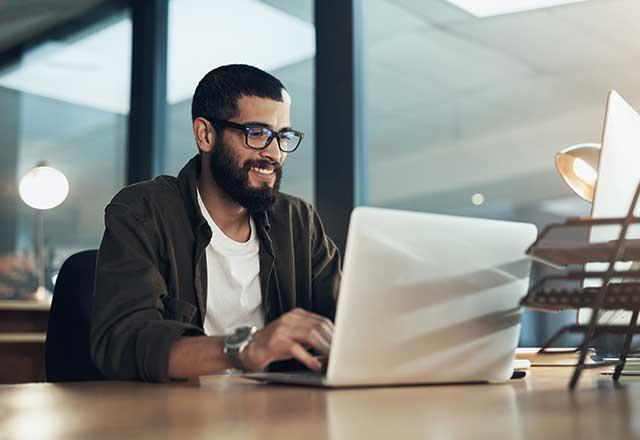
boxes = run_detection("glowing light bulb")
[19,165,69,210]
[471,193,485,206]
[572,158,597,185]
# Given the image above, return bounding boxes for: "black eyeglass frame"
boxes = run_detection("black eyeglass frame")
[208,118,304,153]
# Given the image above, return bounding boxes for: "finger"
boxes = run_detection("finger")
[288,308,334,326]
[316,355,329,369]
[285,309,334,341]
[290,343,322,372]
[289,327,331,356]
[314,321,334,346]
[310,326,332,353]
[299,317,334,349]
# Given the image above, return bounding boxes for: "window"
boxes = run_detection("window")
[0,12,130,298]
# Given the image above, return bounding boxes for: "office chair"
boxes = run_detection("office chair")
[45,249,106,382]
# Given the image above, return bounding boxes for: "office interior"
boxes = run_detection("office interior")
[2,0,640,437]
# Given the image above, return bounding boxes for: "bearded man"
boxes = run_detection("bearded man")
[90,64,341,381]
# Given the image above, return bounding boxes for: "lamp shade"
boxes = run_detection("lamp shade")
[19,164,69,210]
[554,143,600,203]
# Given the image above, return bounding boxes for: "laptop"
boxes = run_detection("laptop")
[244,207,537,387]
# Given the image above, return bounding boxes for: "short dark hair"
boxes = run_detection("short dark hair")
[191,64,286,123]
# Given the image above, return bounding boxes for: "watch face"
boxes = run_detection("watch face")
[227,327,254,346]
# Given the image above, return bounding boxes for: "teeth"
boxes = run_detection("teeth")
[252,167,274,175]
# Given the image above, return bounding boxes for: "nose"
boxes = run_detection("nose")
[259,136,283,163]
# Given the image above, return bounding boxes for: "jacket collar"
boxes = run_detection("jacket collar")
[177,154,273,250]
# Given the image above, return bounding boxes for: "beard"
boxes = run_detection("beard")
[208,139,283,213]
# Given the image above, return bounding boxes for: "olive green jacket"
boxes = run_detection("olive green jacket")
[90,154,341,381]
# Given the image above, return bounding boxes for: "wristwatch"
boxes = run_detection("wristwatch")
[223,326,257,371]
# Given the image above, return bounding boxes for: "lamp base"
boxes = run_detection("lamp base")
[23,286,52,303]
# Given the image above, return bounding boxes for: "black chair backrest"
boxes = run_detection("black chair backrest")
[45,250,106,382]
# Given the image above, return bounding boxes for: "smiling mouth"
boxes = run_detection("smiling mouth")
[250,166,275,176]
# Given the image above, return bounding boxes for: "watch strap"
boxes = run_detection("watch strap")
[223,327,256,371]
[224,346,246,370]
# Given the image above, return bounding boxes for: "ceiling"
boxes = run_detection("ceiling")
[360,0,640,222]
[0,0,115,56]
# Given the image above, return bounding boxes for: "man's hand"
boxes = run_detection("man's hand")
[240,308,334,372]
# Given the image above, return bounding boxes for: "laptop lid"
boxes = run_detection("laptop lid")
[326,207,537,386]
[579,90,640,326]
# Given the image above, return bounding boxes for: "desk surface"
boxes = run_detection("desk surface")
[0,299,51,311]
[0,367,638,440]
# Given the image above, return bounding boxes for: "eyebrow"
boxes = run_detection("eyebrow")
[242,121,293,131]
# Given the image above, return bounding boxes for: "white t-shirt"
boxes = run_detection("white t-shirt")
[197,189,265,336]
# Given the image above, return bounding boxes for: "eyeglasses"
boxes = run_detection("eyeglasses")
[208,118,304,153]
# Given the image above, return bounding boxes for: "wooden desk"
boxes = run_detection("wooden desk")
[0,300,50,383]
[0,367,638,439]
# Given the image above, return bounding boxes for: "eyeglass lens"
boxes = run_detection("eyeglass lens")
[246,127,301,152]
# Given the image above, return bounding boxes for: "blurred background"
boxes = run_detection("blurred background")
[1,0,639,381]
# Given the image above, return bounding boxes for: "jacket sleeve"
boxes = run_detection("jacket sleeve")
[309,207,342,321]
[90,202,203,382]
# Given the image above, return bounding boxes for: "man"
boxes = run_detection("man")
[90,64,341,382]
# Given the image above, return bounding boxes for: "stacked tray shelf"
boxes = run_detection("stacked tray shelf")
[521,217,640,311]
[520,183,640,389]
[523,282,640,311]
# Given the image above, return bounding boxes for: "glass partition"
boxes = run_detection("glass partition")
[0,12,130,298]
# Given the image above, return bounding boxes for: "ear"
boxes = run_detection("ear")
[193,117,216,153]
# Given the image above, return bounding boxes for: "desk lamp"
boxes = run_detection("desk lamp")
[18,162,69,301]
[554,143,600,202]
